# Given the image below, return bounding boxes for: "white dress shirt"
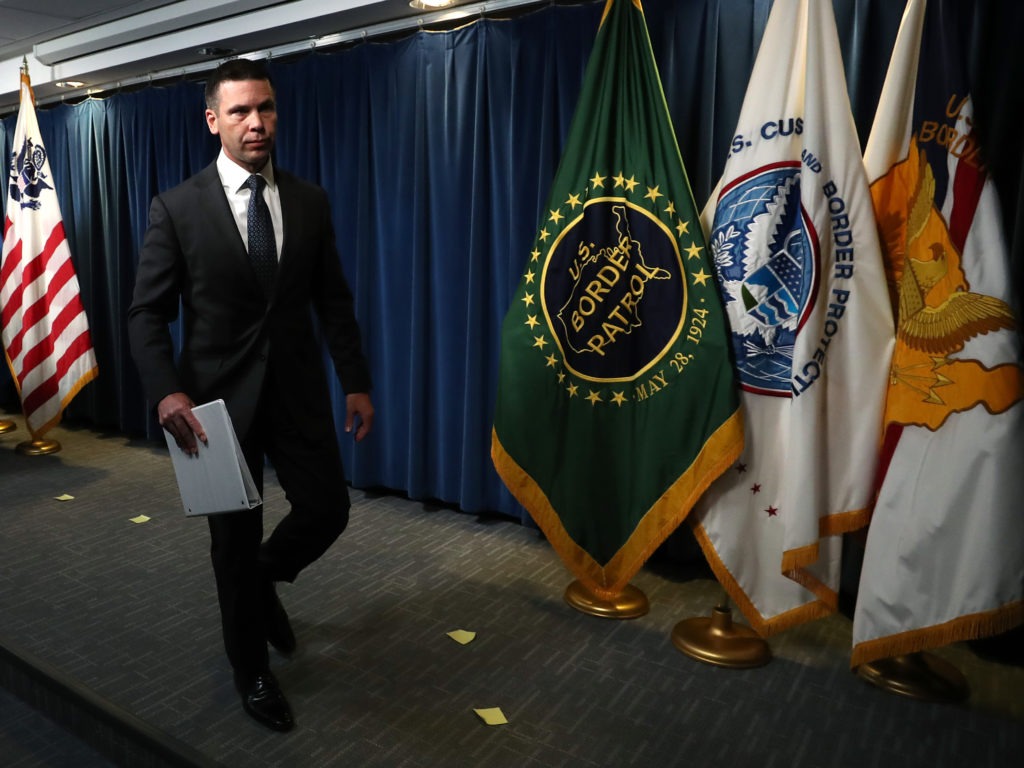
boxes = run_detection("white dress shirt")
[216,149,283,260]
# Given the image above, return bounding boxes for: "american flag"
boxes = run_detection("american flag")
[2,67,97,439]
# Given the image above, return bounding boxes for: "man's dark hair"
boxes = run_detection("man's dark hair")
[204,58,274,110]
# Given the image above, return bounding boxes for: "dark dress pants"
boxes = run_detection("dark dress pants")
[206,377,350,679]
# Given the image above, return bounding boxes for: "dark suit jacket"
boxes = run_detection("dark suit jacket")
[128,161,371,442]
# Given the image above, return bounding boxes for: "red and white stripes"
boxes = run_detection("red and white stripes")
[1,71,97,438]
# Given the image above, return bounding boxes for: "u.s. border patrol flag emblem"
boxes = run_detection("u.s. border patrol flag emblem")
[690,0,894,636]
[491,0,743,600]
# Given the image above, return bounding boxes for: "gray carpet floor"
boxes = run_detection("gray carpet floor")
[0,411,1021,767]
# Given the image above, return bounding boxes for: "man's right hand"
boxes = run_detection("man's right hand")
[158,392,207,455]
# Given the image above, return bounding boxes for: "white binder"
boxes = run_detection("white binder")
[162,399,261,516]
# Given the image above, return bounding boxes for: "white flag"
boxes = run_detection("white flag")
[2,68,98,438]
[853,0,1024,667]
[692,0,894,636]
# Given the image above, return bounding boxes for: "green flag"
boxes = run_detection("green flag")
[491,0,743,599]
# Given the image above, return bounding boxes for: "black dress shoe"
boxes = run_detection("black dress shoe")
[263,580,296,655]
[236,672,294,732]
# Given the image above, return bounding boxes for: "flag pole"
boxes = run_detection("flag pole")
[564,580,649,619]
[11,61,63,457]
[3,55,94,456]
[670,595,771,669]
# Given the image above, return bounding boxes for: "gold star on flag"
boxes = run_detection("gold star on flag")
[533,335,548,350]
[549,209,564,224]
[539,228,550,242]
[525,314,540,329]
[624,175,638,192]
[586,390,603,405]
[691,268,712,286]
[613,172,626,188]
[521,292,535,306]
[524,269,536,284]
[546,354,558,368]
[686,241,703,259]
[565,193,582,210]
[557,371,566,382]
[611,391,628,406]
[530,248,541,262]
[590,172,606,188]
[644,185,662,202]
[676,220,690,237]
[567,383,579,397]
[665,201,676,216]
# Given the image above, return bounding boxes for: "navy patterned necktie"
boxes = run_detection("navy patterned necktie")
[246,174,277,294]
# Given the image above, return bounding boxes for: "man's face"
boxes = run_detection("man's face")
[206,78,277,173]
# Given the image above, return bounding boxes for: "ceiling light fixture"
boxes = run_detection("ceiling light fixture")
[197,46,236,57]
[409,0,457,9]
[54,80,86,88]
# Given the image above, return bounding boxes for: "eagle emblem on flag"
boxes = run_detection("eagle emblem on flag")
[7,136,52,210]
[873,136,1021,428]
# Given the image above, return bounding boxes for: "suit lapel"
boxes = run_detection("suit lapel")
[196,163,248,261]
[276,170,299,272]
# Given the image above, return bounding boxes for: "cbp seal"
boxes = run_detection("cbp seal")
[708,163,819,396]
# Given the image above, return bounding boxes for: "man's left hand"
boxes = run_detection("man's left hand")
[345,393,374,442]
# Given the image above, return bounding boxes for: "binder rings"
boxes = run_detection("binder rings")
[162,399,261,516]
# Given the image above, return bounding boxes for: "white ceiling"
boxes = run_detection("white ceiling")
[0,0,541,114]
[0,0,183,60]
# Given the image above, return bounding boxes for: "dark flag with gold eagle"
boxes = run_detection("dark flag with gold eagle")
[491,0,743,599]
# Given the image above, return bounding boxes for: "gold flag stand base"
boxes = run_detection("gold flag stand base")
[15,439,62,456]
[856,652,969,703]
[0,419,15,434]
[563,580,649,619]
[671,604,771,669]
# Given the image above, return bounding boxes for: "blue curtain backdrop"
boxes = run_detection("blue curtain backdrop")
[2,0,1020,522]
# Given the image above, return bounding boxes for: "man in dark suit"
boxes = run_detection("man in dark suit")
[127,58,374,732]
